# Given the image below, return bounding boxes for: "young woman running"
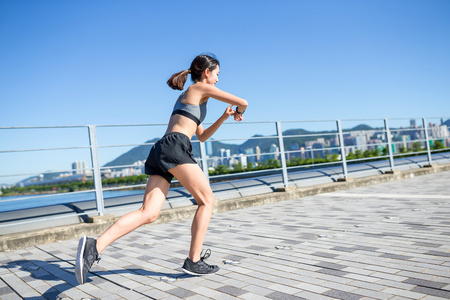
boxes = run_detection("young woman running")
[75,54,248,284]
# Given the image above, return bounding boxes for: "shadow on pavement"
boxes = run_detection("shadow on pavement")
[2,258,191,299]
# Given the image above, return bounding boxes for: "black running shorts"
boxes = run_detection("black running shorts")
[144,132,197,183]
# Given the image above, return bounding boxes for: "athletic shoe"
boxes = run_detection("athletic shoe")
[181,249,220,275]
[75,236,101,284]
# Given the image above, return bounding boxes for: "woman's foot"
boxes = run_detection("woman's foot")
[181,249,219,275]
[75,236,101,284]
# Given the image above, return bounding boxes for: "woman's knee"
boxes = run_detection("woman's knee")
[196,192,215,208]
[139,208,159,224]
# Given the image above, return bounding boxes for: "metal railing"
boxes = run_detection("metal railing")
[1,117,449,220]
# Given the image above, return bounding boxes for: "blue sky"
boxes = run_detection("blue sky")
[1,0,449,184]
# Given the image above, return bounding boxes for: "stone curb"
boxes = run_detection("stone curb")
[1,163,449,252]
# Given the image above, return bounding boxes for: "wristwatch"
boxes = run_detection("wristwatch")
[235,107,245,114]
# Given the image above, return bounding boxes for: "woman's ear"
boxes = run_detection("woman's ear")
[203,68,211,78]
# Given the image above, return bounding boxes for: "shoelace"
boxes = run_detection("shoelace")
[95,256,101,264]
[200,249,211,261]
[199,249,216,270]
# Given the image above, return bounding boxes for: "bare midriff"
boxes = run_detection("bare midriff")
[164,114,198,139]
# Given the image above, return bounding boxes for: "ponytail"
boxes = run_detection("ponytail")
[167,54,220,90]
[167,69,190,90]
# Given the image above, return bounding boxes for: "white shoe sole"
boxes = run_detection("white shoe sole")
[181,267,218,276]
[75,236,87,284]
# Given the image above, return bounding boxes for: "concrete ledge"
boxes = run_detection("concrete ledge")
[275,186,296,192]
[384,170,400,175]
[336,177,355,183]
[1,162,450,252]
[87,214,115,224]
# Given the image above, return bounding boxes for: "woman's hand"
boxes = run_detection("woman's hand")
[222,105,236,119]
[234,109,244,122]
[223,105,243,122]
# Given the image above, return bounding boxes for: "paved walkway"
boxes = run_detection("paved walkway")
[1,171,450,300]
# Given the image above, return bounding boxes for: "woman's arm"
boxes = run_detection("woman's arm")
[198,83,248,114]
[196,105,236,142]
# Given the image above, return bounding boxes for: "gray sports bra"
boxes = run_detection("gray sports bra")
[171,93,207,126]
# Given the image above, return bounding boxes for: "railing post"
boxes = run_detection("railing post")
[336,120,348,179]
[276,121,289,188]
[422,118,433,166]
[384,118,395,172]
[199,141,210,184]
[88,125,105,216]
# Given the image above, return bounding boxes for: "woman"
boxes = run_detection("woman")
[75,54,247,284]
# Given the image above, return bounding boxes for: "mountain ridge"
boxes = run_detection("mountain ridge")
[103,124,375,167]
[104,119,450,167]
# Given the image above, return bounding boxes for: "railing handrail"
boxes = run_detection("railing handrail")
[2,116,449,130]
[2,117,449,219]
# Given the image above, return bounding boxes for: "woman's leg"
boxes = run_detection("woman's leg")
[96,175,170,254]
[169,164,215,263]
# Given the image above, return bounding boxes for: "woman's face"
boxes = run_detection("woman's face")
[205,65,220,86]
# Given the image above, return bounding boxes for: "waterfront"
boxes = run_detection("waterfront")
[0,189,144,213]
[1,119,449,237]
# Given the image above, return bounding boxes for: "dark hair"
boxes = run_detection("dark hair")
[167,54,220,90]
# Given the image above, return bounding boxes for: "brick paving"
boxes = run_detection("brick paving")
[1,171,449,300]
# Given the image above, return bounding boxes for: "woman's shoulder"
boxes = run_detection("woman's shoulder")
[181,84,206,104]
[185,83,215,97]
[187,82,218,92]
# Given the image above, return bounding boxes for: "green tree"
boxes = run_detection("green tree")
[347,152,356,160]
[412,142,422,152]
[354,150,364,159]
[371,148,380,157]
[267,159,281,168]
[234,161,243,171]
[433,140,445,150]
[363,150,372,158]
[214,165,228,175]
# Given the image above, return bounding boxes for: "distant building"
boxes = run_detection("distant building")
[132,160,145,175]
[300,147,306,159]
[312,142,325,158]
[218,148,231,165]
[205,141,213,156]
[208,156,219,168]
[367,139,383,151]
[256,146,261,161]
[269,144,279,160]
[230,153,247,168]
[244,148,256,164]
[287,143,300,160]
[102,168,112,179]
[306,146,313,159]
[430,124,448,139]
[355,134,367,151]
[401,135,412,150]
[72,161,87,175]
